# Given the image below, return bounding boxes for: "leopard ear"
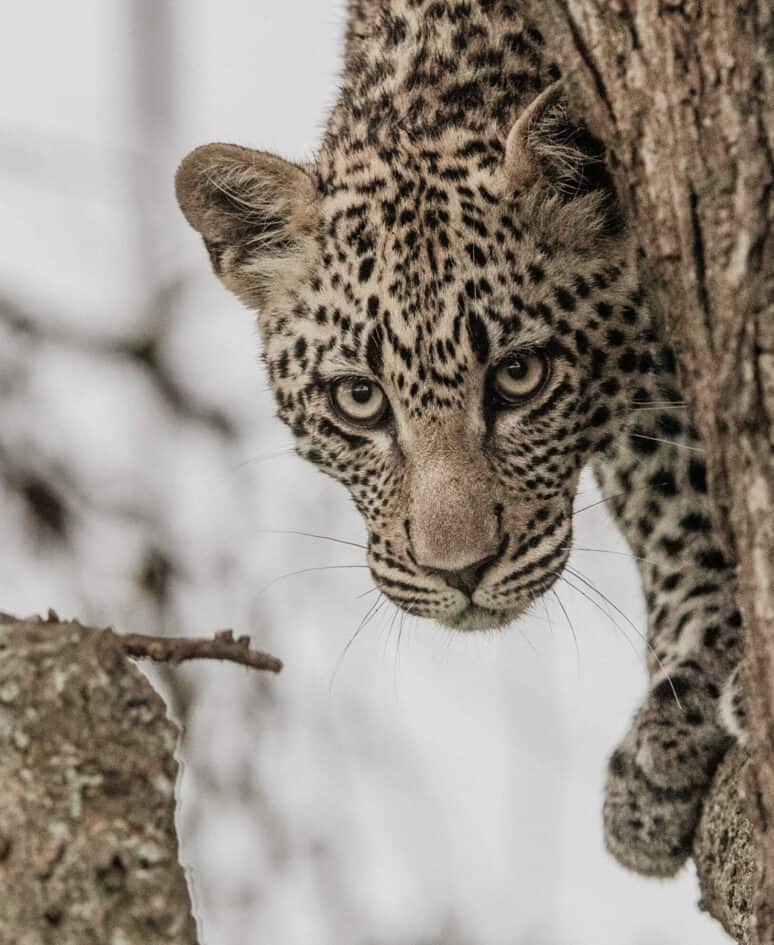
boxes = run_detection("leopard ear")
[504,81,624,237]
[175,143,319,308]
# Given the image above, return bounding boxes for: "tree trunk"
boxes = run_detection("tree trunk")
[0,614,199,945]
[518,1,773,939]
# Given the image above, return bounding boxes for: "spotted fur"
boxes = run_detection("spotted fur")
[176,0,744,879]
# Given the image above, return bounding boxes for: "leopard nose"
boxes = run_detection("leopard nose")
[435,554,497,598]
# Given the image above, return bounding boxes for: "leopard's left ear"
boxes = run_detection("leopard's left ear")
[176,143,319,308]
[503,81,625,237]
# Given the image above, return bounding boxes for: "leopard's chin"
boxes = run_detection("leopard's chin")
[441,603,519,632]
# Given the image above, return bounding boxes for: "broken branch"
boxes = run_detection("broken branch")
[115,628,283,673]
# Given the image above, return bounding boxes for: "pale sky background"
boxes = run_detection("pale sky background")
[0,3,730,943]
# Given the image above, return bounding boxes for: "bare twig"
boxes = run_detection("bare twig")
[115,629,283,674]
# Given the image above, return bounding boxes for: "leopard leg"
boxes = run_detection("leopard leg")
[593,344,743,874]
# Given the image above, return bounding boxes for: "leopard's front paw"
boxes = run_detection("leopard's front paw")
[603,740,703,877]
[631,666,732,791]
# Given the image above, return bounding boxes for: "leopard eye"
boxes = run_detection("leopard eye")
[491,351,549,404]
[330,377,390,427]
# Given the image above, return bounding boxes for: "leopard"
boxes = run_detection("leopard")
[175,0,746,880]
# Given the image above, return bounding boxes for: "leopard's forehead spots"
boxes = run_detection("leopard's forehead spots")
[263,149,633,428]
[334,0,560,144]
[252,0,630,436]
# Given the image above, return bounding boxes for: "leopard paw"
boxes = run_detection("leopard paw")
[631,666,732,791]
[603,741,703,877]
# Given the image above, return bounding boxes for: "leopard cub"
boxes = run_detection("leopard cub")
[176,0,744,877]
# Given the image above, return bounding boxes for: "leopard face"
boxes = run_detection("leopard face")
[176,91,647,631]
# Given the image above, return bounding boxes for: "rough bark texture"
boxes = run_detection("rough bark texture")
[0,613,199,945]
[695,746,758,945]
[517,1,773,939]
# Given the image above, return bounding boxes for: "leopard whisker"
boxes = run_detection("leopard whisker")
[630,402,688,410]
[229,447,296,471]
[573,480,674,516]
[257,528,367,551]
[558,573,644,669]
[563,565,683,710]
[573,488,633,516]
[572,544,659,567]
[541,596,555,637]
[512,614,541,657]
[394,605,410,691]
[550,585,581,675]
[258,563,370,595]
[565,564,642,639]
[382,600,402,660]
[629,432,704,453]
[329,591,387,694]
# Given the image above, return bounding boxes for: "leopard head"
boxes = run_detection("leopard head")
[177,87,644,631]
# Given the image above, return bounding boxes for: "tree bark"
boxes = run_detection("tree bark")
[517,1,773,939]
[0,614,199,945]
[695,746,758,944]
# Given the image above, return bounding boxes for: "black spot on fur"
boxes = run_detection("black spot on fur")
[466,311,490,364]
[618,350,638,373]
[366,325,385,378]
[466,243,487,266]
[609,750,626,777]
[651,470,677,497]
[681,512,712,532]
[688,458,708,494]
[652,676,690,703]
[698,549,727,571]
[554,286,575,312]
[358,257,375,283]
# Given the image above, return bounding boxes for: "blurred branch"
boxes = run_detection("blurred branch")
[0,288,236,437]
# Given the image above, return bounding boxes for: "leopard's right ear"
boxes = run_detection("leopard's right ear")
[175,143,319,308]
[503,81,625,240]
